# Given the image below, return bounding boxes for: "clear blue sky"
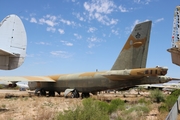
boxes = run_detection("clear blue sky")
[0,0,180,78]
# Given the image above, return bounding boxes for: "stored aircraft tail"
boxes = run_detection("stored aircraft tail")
[0,14,27,70]
[111,21,152,70]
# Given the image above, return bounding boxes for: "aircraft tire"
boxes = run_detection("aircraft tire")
[40,89,46,96]
[71,89,79,98]
[57,91,61,95]
[49,91,55,97]
[71,93,75,98]
[81,92,90,98]
[35,89,40,96]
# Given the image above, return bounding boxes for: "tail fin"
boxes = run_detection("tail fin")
[0,14,27,70]
[111,21,152,70]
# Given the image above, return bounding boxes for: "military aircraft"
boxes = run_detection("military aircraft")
[0,81,29,90]
[0,21,176,98]
[137,81,180,91]
[16,82,29,91]
[0,14,27,70]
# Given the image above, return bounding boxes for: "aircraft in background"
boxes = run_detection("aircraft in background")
[0,81,29,90]
[0,14,27,70]
[0,21,177,98]
[16,82,29,91]
[137,81,180,91]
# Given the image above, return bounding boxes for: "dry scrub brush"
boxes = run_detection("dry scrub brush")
[0,96,81,120]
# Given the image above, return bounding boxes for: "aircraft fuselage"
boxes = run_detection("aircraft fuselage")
[28,68,170,93]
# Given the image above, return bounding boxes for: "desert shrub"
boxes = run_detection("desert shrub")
[150,89,165,103]
[55,98,125,120]
[158,95,176,113]
[5,93,18,100]
[55,98,109,120]
[0,84,4,89]
[158,103,168,113]
[108,99,125,113]
[170,89,180,96]
[165,95,177,110]
[96,100,109,113]
[163,90,180,111]
[36,109,55,120]
[118,104,150,120]
[110,99,125,109]
[83,98,125,114]
[56,106,109,120]
[125,104,149,114]
[83,98,125,115]
[138,98,150,105]
[158,89,180,112]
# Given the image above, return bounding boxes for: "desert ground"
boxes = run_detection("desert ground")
[0,89,170,120]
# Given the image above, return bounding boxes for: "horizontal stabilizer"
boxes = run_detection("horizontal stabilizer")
[0,48,18,56]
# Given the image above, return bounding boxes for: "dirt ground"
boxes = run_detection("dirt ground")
[0,89,170,120]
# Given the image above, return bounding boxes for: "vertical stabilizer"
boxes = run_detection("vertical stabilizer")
[111,21,152,70]
[167,5,180,66]
[0,14,27,70]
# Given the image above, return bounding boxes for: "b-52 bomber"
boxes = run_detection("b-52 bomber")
[0,21,176,98]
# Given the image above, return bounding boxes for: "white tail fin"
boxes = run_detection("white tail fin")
[0,14,27,70]
[111,21,152,70]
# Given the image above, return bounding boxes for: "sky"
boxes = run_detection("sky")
[0,0,180,79]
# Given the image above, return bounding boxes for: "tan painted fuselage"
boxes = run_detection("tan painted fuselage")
[28,67,170,92]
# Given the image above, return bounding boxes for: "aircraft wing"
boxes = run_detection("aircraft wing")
[0,76,56,82]
[137,84,164,88]
[137,84,180,90]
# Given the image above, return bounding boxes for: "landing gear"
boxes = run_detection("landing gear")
[57,91,60,95]
[71,89,80,98]
[34,88,56,97]
[35,88,46,96]
[49,91,55,97]
[81,92,90,98]
[40,89,46,96]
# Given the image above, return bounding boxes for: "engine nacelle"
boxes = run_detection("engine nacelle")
[8,83,17,87]
[1,81,17,88]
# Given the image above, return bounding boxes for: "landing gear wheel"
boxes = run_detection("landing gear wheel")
[71,89,80,98]
[35,89,40,96]
[40,89,46,96]
[57,92,61,95]
[81,92,90,98]
[49,91,55,97]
